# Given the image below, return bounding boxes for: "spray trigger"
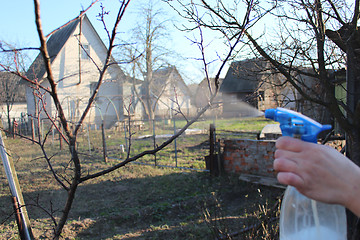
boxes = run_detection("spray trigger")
[265,107,332,143]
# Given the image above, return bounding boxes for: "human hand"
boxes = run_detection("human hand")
[274,136,360,216]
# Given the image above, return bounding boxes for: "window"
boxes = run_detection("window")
[81,43,90,60]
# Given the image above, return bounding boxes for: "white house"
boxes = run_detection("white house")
[26,15,127,128]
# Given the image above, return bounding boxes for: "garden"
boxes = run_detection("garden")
[0,117,283,239]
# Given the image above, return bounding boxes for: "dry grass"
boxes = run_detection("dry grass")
[0,117,281,239]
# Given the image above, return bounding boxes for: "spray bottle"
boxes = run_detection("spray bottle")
[265,107,347,240]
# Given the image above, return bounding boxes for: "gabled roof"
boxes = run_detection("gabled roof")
[26,17,81,80]
[152,66,178,85]
[151,66,191,96]
[220,58,269,93]
[197,77,223,93]
[26,14,125,82]
[193,77,223,107]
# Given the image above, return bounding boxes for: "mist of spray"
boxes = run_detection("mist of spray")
[218,93,264,118]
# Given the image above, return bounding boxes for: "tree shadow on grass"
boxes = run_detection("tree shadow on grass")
[0,169,282,239]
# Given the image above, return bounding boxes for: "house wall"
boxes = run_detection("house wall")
[25,86,36,118]
[0,102,27,122]
[155,71,197,119]
[257,87,284,111]
[122,81,144,120]
[256,72,294,111]
[222,139,276,178]
[25,80,52,120]
[94,80,123,128]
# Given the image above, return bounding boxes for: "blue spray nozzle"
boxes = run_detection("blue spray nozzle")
[264,108,276,120]
[264,107,332,143]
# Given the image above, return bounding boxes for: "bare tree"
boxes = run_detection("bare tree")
[0,43,28,134]
[172,0,359,160]
[119,0,174,124]
[172,0,360,238]
[0,0,259,239]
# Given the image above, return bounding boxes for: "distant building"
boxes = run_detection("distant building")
[141,66,197,119]
[219,58,288,117]
[219,58,336,123]
[0,72,27,129]
[193,77,223,118]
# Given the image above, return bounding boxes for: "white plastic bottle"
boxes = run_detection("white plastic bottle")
[280,186,347,240]
[264,108,348,240]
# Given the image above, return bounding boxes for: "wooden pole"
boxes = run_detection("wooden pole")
[152,119,157,166]
[101,123,108,163]
[12,118,16,139]
[209,124,218,176]
[173,117,177,167]
[0,131,34,239]
[87,124,91,154]
[31,118,35,144]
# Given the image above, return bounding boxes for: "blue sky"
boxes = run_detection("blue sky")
[0,1,251,84]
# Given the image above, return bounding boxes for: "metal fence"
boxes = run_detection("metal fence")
[1,115,263,172]
[96,118,210,171]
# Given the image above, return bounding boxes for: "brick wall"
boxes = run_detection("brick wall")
[222,139,276,178]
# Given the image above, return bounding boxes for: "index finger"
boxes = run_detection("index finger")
[276,136,304,152]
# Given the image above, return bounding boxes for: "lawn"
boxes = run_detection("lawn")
[0,117,282,239]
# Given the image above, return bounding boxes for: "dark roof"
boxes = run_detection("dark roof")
[0,72,26,102]
[220,58,269,93]
[26,17,82,80]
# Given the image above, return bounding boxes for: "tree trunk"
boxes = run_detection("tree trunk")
[346,31,360,163]
[54,181,78,240]
[54,142,81,239]
[345,27,360,240]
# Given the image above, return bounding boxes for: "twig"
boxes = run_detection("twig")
[45,1,99,38]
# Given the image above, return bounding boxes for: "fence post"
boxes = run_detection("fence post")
[58,120,63,150]
[31,118,35,144]
[40,119,44,142]
[152,119,157,166]
[19,115,23,136]
[173,117,177,167]
[123,121,128,152]
[87,124,91,154]
[209,124,219,176]
[50,128,54,145]
[101,122,108,163]
[12,118,16,139]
